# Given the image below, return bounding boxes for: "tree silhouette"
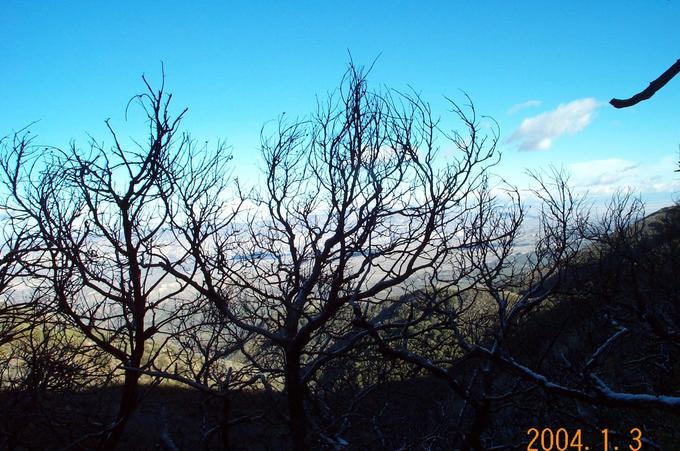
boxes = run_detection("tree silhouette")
[157,62,502,449]
[0,74,236,450]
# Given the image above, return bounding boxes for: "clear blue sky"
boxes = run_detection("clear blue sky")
[2,1,679,208]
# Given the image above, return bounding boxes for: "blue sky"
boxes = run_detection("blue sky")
[2,1,680,209]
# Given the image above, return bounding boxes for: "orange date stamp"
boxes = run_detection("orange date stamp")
[527,428,643,451]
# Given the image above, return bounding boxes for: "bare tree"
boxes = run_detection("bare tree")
[3,58,677,450]
[348,167,595,448]
[0,74,237,450]
[157,62,502,449]
[391,173,680,448]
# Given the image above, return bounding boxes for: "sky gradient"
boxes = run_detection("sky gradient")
[2,1,680,209]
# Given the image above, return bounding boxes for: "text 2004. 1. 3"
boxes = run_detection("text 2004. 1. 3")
[527,428,643,451]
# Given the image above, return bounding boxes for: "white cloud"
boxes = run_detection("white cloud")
[569,158,639,193]
[568,156,680,195]
[507,99,542,115]
[509,98,600,151]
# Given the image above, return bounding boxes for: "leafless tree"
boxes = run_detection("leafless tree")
[0,74,239,450]
[473,192,680,448]
[376,170,680,448]
[157,61,503,449]
[348,167,596,448]
[2,59,678,450]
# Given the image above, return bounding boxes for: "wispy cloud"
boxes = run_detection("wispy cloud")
[569,158,639,192]
[568,156,680,195]
[507,99,541,115]
[509,98,600,151]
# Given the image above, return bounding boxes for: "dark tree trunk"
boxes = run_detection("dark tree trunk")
[285,349,308,451]
[220,393,231,450]
[462,367,492,451]
[101,219,146,451]
[101,359,142,451]
[464,401,489,451]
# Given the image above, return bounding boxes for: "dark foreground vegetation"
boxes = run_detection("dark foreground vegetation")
[1,64,679,450]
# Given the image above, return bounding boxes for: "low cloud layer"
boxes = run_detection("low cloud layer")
[569,158,639,191]
[568,156,680,195]
[509,98,600,151]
